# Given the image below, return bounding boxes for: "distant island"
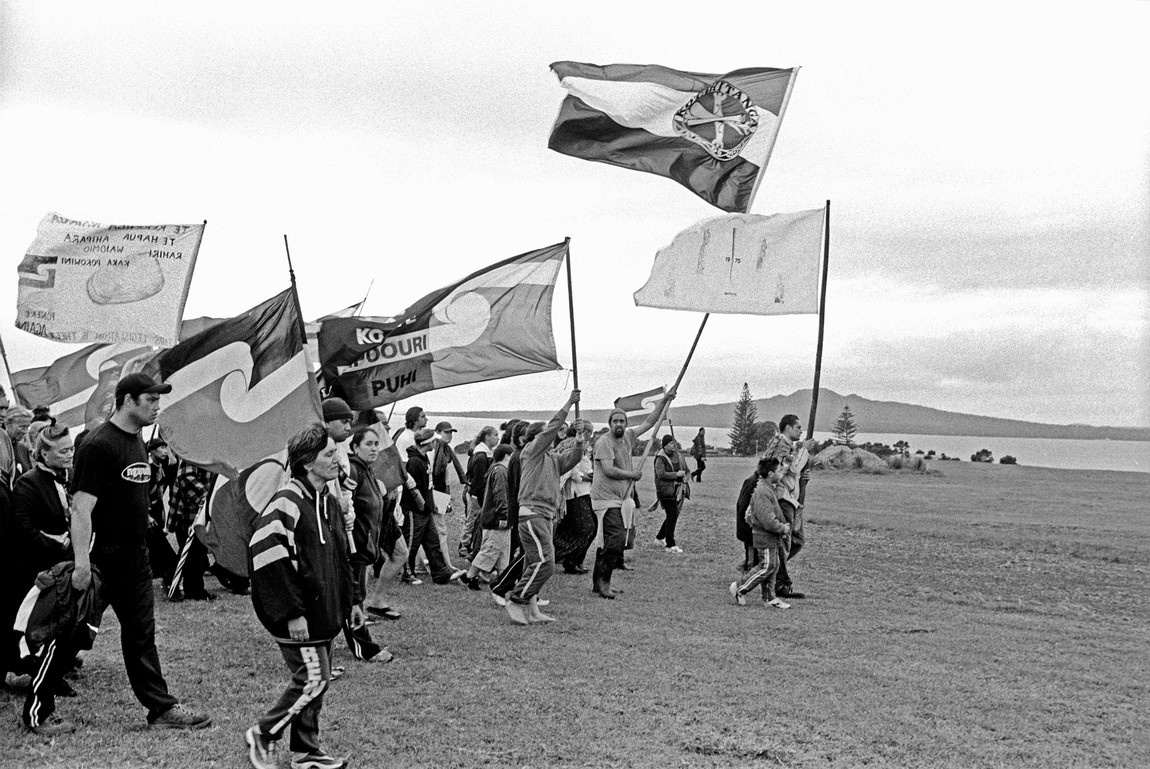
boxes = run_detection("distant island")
[441,388,1150,442]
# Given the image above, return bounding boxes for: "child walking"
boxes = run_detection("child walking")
[729,457,792,609]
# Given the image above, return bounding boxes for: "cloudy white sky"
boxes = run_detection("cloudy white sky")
[1,1,1147,427]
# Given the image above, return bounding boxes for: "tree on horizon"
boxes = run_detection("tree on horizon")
[729,383,758,456]
[832,404,858,446]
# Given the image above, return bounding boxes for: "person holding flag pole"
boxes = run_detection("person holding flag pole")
[590,389,675,600]
[632,202,833,603]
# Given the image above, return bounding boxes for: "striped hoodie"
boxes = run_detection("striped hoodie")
[249,475,353,643]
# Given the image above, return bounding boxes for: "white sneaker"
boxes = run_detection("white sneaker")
[668,546,683,554]
[767,598,791,609]
[729,581,746,606]
[245,727,276,769]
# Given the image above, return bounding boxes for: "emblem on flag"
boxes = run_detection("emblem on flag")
[548,62,797,212]
[672,81,759,161]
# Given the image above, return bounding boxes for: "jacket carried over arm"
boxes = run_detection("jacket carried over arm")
[764,433,809,508]
[735,472,758,544]
[432,441,467,494]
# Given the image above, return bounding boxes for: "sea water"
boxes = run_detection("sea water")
[430,417,1150,474]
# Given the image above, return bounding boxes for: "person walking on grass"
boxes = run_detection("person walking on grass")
[13,424,84,731]
[735,466,760,573]
[554,421,596,574]
[401,429,466,586]
[729,457,792,609]
[342,426,391,663]
[505,390,584,625]
[67,373,211,733]
[246,424,362,769]
[488,421,528,605]
[653,435,690,554]
[460,426,499,560]
[590,393,673,599]
[461,443,514,590]
[689,427,707,483]
[430,421,466,569]
[764,414,814,600]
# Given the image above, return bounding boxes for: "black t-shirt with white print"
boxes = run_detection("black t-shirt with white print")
[71,420,152,560]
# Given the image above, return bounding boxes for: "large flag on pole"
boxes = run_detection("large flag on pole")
[10,343,152,428]
[16,213,204,346]
[614,386,667,427]
[319,242,566,409]
[151,287,322,479]
[549,62,797,213]
[634,208,825,316]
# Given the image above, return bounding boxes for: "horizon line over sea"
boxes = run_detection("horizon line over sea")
[434,417,1150,474]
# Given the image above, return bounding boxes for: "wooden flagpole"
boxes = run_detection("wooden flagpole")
[563,237,580,420]
[357,279,374,316]
[0,331,16,403]
[805,201,831,440]
[625,313,709,497]
[283,235,310,341]
[797,200,832,505]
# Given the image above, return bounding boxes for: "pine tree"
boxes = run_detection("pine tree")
[729,383,759,456]
[832,404,857,446]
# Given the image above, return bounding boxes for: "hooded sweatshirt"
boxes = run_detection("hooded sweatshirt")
[249,476,352,643]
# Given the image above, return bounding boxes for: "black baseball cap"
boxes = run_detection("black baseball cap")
[115,373,172,399]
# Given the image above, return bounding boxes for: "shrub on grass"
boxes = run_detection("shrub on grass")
[1000,455,1018,465]
[886,454,934,473]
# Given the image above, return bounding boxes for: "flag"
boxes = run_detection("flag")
[8,314,236,430]
[549,62,797,213]
[16,213,204,346]
[10,343,154,429]
[319,242,566,409]
[305,300,364,375]
[151,287,322,479]
[634,208,825,315]
[204,456,287,576]
[614,386,667,427]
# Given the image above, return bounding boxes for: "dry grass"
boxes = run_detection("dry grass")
[4,458,1148,768]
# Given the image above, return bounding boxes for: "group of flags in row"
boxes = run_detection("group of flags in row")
[9,60,825,575]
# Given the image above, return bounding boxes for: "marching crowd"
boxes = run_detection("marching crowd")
[0,373,816,769]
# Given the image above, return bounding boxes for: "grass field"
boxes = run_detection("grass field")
[4,458,1148,768]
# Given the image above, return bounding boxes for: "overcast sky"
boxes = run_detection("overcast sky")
[1,1,1147,427]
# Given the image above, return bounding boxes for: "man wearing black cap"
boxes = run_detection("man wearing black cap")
[430,421,466,570]
[67,373,211,732]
